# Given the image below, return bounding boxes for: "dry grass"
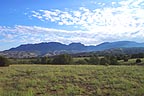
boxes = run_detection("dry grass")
[0,65,144,96]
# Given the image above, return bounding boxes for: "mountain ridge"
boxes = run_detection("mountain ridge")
[1,41,144,58]
[7,41,144,51]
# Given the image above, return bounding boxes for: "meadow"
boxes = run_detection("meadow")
[0,65,144,96]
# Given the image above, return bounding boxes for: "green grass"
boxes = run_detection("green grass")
[118,58,144,65]
[0,65,144,96]
[73,57,89,61]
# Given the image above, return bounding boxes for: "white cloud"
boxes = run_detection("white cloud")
[0,25,102,45]
[112,2,116,5]
[30,0,144,35]
[1,0,144,49]
[0,24,144,47]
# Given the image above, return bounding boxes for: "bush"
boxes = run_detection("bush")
[32,57,52,64]
[136,59,142,63]
[88,55,99,65]
[109,56,119,65]
[123,55,129,62]
[52,54,73,64]
[0,56,10,67]
[40,57,52,64]
[75,59,88,64]
[100,57,110,65]
[123,58,129,62]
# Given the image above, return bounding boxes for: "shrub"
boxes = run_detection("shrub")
[109,56,119,65]
[52,54,73,64]
[32,57,52,64]
[40,57,52,64]
[75,59,88,64]
[100,57,110,65]
[123,58,129,62]
[123,55,129,62]
[0,56,10,67]
[88,55,99,65]
[136,59,142,63]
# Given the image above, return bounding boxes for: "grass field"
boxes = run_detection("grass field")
[118,58,144,65]
[0,65,144,96]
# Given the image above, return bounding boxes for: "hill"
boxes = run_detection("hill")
[1,41,144,58]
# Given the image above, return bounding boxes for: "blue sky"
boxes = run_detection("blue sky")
[0,0,144,51]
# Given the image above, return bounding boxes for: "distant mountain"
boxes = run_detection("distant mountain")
[8,42,86,54]
[1,41,144,58]
[9,42,67,55]
[96,47,144,55]
[88,41,144,51]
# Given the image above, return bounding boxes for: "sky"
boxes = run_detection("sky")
[0,0,144,51]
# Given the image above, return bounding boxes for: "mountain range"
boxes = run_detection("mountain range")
[1,41,144,58]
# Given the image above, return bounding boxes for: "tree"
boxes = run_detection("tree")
[100,57,110,65]
[0,56,9,67]
[88,55,99,65]
[123,58,129,62]
[123,55,129,62]
[131,53,144,58]
[32,57,52,64]
[75,59,88,64]
[109,56,118,65]
[34,58,41,64]
[137,53,144,58]
[41,57,52,64]
[52,54,73,64]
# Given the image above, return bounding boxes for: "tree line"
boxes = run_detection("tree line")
[31,54,112,65]
[1,52,144,66]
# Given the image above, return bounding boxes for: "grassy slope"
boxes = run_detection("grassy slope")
[0,65,144,96]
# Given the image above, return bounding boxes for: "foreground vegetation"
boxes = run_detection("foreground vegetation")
[0,65,144,96]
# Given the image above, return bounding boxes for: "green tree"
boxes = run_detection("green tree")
[75,59,88,64]
[33,57,52,64]
[35,58,41,64]
[100,57,110,65]
[52,54,73,64]
[88,55,99,65]
[41,57,52,64]
[0,56,10,67]
[109,56,118,65]
[123,55,129,62]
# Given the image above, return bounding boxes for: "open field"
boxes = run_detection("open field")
[118,58,144,65]
[0,65,144,96]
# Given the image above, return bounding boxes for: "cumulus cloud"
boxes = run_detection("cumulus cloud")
[30,0,144,42]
